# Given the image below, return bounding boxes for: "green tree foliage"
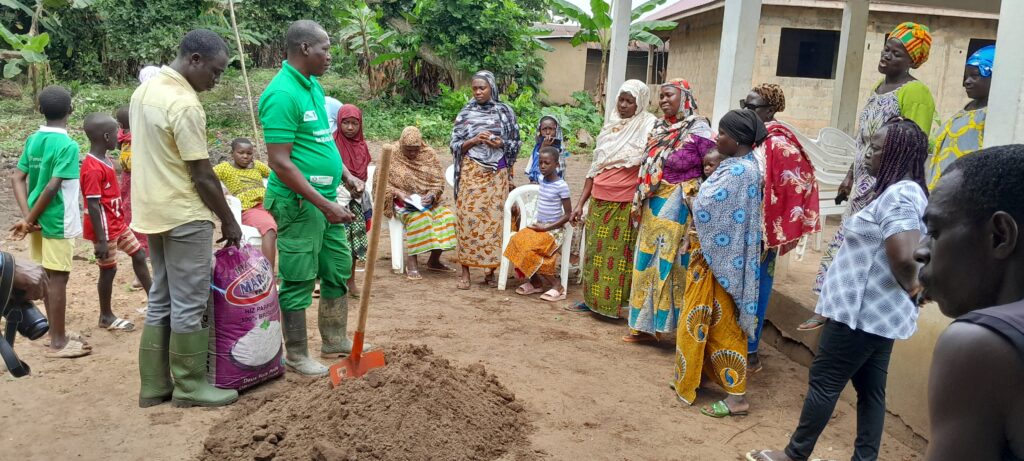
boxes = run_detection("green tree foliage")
[3,0,340,82]
[371,0,551,101]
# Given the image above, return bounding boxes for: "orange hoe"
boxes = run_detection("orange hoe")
[329,146,392,387]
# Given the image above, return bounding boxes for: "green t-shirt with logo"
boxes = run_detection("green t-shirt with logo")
[17,127,82,239]
[258,61,342,200]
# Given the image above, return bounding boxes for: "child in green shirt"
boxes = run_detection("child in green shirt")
[9,85,89,358]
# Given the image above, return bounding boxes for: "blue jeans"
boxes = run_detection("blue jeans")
[748,249,777,353]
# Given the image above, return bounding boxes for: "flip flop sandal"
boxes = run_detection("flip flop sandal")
[515,282,544,295]
[700,400,748,418]
[749,362,764,374]
[426,265,457,273]
[539,288,566,302]
[105,317,136,332]
[46,331,90,347]
[563,302,590,313]
[45,339,93,359]
[797,316,827,331]
[456,279,471,290]
[621,333,657,343]
[406,270,423,280]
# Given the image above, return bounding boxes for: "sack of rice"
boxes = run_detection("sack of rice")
[209,245,284,390]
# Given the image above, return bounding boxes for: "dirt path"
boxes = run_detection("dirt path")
[0,153,923,460]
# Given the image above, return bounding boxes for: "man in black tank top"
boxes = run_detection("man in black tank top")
[915,145,1024,461]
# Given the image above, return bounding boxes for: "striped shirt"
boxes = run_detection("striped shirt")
[536,178,570,223]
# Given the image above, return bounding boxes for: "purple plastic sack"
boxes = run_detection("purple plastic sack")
[209,245,284,390]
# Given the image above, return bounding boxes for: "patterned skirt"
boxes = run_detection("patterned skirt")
[674,239,748,404]
[503,225,564,278]
[399,206,456,255]
[582,199,636,318]
[627,181,694,336]
[344,197,368,261]
[455,159,509,268]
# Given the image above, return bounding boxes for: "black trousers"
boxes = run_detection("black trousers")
[785,320,895,461]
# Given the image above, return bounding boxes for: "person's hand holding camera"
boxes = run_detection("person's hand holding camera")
[13,257,47,301]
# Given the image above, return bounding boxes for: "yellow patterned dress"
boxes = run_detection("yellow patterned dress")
[928,107,985,191]
[673,235,749,404]
[627,180,697,336]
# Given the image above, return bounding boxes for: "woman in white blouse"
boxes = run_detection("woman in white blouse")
[747,116,929,461]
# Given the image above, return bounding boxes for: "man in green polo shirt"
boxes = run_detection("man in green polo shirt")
[259,20,365,376]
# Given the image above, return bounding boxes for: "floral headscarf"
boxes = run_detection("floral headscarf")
[888,22,932,69]
[660,78,699,120]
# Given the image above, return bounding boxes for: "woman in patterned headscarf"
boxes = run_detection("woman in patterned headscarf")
[804,22,935,330]
[673,109,765,418]
[566,79,658,317]
[623,79,715,342]
[450,70,522,290]
[928,45,994,190]
[383,126,457,279]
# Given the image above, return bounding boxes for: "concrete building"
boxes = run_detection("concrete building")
[629,0,1006,441]
[537,23,668,105]
[649,0,997,135]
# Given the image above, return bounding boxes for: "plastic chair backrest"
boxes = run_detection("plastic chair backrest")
[445,165,455,187]
[225,195,243,226]
[505,184,540,230]
[365,164,376,199]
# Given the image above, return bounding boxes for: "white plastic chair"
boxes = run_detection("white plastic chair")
[225,195,262,247]
[779,121,857,252]
[387,164,454,274]
[497,184,574,292]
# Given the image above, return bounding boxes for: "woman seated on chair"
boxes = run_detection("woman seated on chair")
[379,126,457,279]
[503,147,572,302]
[214,137,276,268]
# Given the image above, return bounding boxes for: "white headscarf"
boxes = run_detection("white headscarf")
[587,79,658,178]
[138,66,160,84]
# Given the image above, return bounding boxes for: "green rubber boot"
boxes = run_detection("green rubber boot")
[319,297,371,358]
[168,329,238,408]
[282,309,329,376]
[138,324,173,408]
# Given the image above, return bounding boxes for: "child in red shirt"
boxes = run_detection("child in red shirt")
[81,113,153,331]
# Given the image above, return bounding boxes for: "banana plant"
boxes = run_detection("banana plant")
[336,0,397,95]
[550,0,676,105]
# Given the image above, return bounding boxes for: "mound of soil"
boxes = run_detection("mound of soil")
[201,344,532,461]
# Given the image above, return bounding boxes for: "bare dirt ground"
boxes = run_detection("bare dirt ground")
[0,148,923,460]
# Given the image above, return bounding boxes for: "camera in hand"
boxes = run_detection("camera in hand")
[2,290,49,378]
[3,290,49,340]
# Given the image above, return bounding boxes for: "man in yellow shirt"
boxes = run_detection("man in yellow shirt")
[130,29,241,408]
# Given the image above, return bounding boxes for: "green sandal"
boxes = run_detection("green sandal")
[700,400,748,418]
